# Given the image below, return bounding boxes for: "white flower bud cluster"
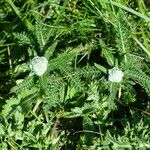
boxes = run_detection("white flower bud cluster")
[30,56,48,76]
[108,67,124,83]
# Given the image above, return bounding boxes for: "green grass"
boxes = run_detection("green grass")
[0,0,150,149]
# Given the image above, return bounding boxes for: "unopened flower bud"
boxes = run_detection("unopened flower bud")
[108,67,124,83]
[30,56,48,76]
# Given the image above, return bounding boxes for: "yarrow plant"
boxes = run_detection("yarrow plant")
[0,0,150,149]
[108,67,124,83]
[30,56,48,76]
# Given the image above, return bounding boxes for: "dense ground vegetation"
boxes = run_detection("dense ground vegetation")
[0,0,150,149]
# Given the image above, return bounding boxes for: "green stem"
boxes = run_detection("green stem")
[106,0,150,22]
[5,0,33,30]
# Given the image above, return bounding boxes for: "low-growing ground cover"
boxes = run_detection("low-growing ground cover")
[0,0,150,149]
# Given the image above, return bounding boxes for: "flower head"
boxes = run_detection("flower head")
[108,67,124,83]
[30,56,48,76]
